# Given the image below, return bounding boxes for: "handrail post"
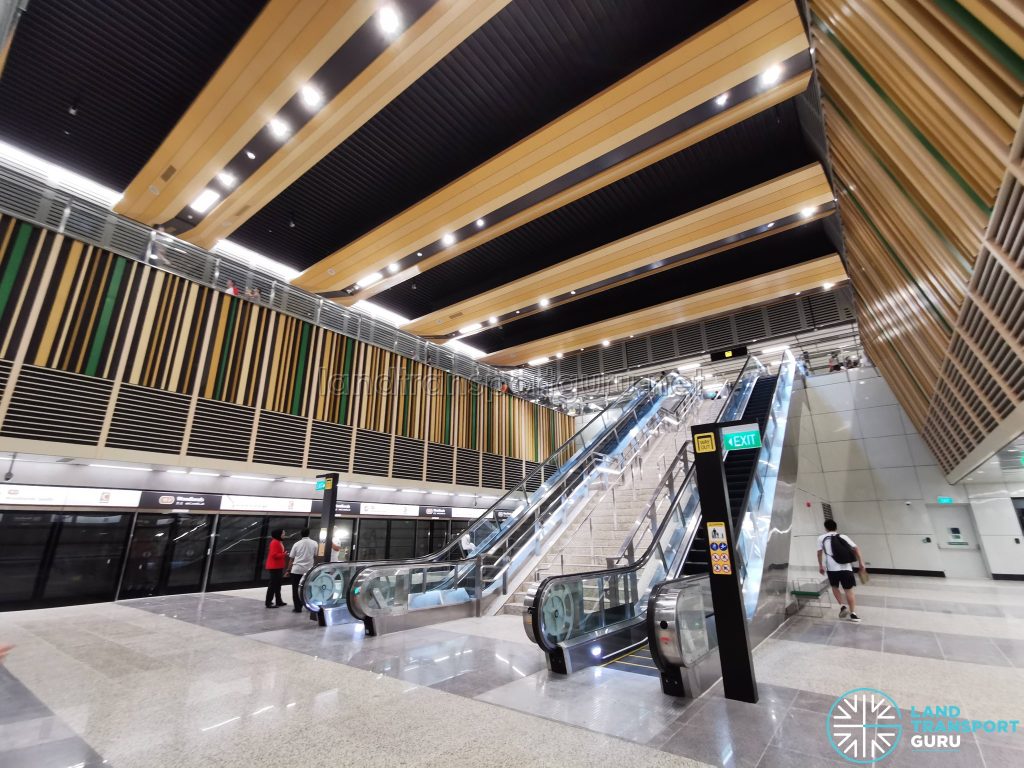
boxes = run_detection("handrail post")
[474,556,483,616]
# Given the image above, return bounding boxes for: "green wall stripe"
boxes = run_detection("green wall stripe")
[84,256,126,377]
[824,94,973,274]
[338,338,354,424]
[815,17,991,215]
[213,298,238,401]
[0,223,33,321]
[290,322,311,415]
[933,0,1024,82]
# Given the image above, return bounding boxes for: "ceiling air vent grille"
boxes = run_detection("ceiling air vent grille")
[352,428,390,477]
[1,365,111,445]
[807,292,841,326]
[426,442,454,484]
[676,324,703,356]
[456,447,480,486]
[66,206,106,242]
[504,456,524,490]
[107,384,189,454]
[703,317,735,350]
[308,421,353,472]
[0,358,11,397]
[0,168,41,219]
[253,410,307,468]
[649,330,676,361]
[767,301,802,335]
[579,349,601,377]
[734,309,766,342]
[391,435,425,481]
[481,452,503,489]
[524,461,542,491]
[187,399,254,461]
[625,338,648,368]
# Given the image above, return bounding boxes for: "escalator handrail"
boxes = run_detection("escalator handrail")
[527,355,767,652]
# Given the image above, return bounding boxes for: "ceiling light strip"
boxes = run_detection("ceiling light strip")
[168,0,439,233]
[332,50,813,298]
[440,201,836,340]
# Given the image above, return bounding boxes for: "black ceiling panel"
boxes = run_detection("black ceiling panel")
[468,218,836,353]
[231,0,747,269]
[0,0,268,190]
[374,99,814,320]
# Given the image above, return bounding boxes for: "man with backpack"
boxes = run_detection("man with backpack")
[817,519,867,622]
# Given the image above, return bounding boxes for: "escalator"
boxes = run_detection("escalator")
[525,351,798,677]
[682,375,777,576]
[301,370,698,635]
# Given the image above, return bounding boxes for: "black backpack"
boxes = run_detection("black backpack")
[827,534,857,564]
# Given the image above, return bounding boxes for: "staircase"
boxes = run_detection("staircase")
[500,395,714,615]
[683,375,777,574]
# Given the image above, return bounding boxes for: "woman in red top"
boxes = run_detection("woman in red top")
[264,529,287,608]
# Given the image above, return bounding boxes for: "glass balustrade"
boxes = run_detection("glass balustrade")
[527,354,776,652]
[302,371,698,620]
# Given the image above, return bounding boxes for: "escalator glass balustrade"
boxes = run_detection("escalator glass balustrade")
[302,371,698,634]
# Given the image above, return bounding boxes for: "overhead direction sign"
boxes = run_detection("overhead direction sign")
[721,423,762,451]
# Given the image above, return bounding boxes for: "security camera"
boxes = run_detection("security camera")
[904,501,912,507]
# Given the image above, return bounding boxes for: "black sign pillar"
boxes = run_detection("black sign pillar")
[316,472,339,564]
[690,422,758,703]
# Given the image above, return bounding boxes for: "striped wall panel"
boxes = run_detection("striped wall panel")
[810,0,1024,475]
[0,214,574,463]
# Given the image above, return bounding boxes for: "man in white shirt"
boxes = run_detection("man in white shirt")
[287,528,319,613]
[817,519,867,622]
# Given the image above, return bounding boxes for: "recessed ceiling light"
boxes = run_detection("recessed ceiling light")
[515,310,520,315]
[378,5,401,35]
[269,118,290,139]
[823,282,834,290]
[189,188,221,213]
[800,206,816,218]
[459,322,483,334]
[356,272,383,288]
[715,93,729,107]
[539,298,550,308]
[760,64,783,86]
[488,316,498,324]
[528,357,550,366]
[300,84,323,109]
[475,218,485,228]
[416,251,423,257]
[441,233,456,247]
[555,352,563,359]
[570,290,576,295]
[795,291,802,296]
[387,262,399,274]
[602,340,610,347]
[245,151,256,160]
[89,463,152,472]
[216,172,237,188]
[766,222,775,229]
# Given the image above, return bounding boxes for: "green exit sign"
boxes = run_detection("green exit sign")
[937,496,954,504]
[721,423,762,451]
[315,479,327,491]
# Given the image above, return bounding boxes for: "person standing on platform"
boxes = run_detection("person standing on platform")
[264,529,287,609]
[287,528,318,613]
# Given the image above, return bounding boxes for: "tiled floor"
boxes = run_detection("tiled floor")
[1,576,1022,767]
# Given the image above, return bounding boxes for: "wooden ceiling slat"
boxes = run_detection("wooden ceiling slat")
[116,0,376,224]
[338,71,812,303]
[480,255,847,366]
[403,164,833,337]
[182,0,513,249]
[291,0,809,296]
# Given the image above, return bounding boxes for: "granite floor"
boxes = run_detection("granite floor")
[0,576,1022,767]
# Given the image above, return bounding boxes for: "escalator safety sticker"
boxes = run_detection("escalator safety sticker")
[707,523,732,575]
[694,432,716,453]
